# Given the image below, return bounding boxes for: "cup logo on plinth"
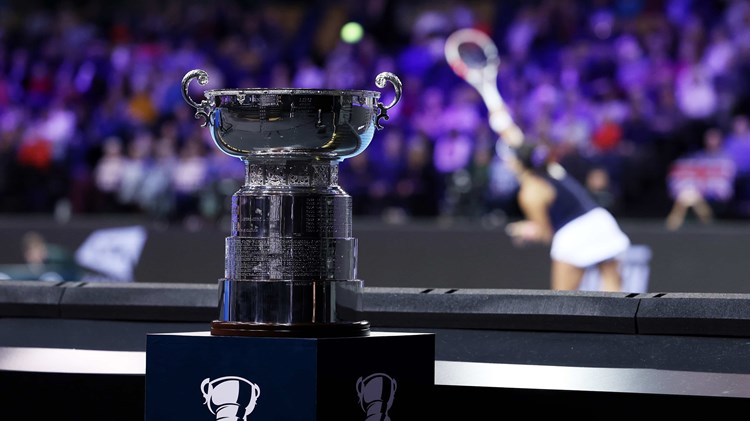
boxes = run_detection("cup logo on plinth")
[356,373,397,421]
[200,376,261,421]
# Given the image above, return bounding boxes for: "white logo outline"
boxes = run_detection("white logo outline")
[200,375,261,421]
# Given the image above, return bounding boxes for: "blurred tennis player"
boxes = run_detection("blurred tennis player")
[503,142,631,291]
[445,28,630,291]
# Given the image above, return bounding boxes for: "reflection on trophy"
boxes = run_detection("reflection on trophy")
[200,376,261,421]
[356,373,397,421]
[182,69,402,337]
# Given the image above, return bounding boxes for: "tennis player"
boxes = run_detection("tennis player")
[503,142,631,291]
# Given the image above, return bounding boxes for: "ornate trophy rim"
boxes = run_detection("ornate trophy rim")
[182,68,402,133]
[204,87,382,98]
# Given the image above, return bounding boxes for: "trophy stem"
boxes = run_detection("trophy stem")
[211,157,369,337]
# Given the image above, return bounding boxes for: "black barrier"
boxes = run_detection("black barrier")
[359,287,642,334]
[637,293,750,337]
[59,281,217,322]
[0,280,216,322]
[4,281,750,337]
[4,280,750,412]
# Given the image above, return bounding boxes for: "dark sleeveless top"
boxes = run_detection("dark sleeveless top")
[543,169,598,232]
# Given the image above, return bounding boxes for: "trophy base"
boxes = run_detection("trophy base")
[210,320,371,338]
[146,330,434,420]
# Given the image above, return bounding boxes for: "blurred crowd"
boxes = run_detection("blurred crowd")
[2,0,750,229]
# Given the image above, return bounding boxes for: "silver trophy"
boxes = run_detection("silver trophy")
[182,68,402,337]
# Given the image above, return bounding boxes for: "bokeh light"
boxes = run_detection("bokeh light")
[340,21,364,44]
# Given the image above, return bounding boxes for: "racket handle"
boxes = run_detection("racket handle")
[496,124,524,148]
[481,88,524,147]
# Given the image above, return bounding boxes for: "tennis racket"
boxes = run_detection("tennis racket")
[444,28,524,148]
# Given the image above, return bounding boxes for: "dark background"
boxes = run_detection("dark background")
[1,216,748,294]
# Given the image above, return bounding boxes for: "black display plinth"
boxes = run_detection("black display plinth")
[145,331,435,420]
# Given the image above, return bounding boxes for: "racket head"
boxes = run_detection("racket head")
[444,28,500,86]
[445,28,525,149]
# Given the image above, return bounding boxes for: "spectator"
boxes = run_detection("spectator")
[675,58,718,149]
[117,131,153,213]
[433,128,474,219]
[665,127,736,229]
[92,136,127,212]
[586,166,618,212]
[724,114,750,177]
[486,146,521,220]
[139,138,177,222]
[171,137,210,228]
[369,128,407,218]
[723,114,750,214]
[393,135,441,218]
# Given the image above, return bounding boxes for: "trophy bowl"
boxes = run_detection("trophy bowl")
[183,69,400,159]
[182,69,402,337]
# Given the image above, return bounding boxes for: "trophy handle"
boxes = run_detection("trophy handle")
[200,377,214,407]
[182,69,212,127]
[374,72,402,130]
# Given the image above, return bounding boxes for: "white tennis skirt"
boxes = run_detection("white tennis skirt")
[550,207,631,268]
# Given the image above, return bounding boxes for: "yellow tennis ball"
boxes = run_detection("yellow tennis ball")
[341,22,364,44]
